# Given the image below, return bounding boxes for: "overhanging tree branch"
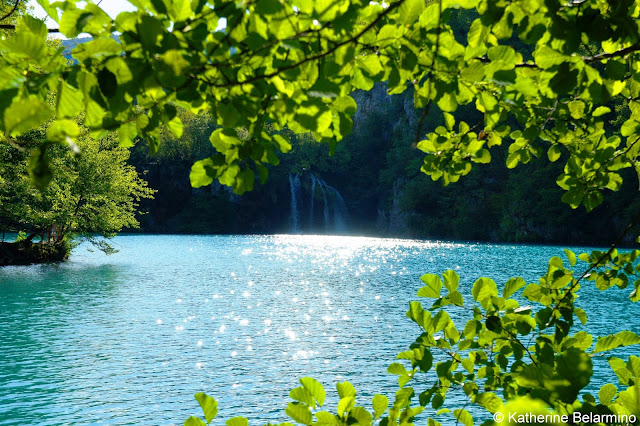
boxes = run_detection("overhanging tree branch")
[203,0,406,89]
[545,208,640,328]
[0,23,60,32]
[0,0,20,22]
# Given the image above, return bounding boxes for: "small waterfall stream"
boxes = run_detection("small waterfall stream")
[289,172,349,234]
[309,176,316,230]
[288,173,301,233]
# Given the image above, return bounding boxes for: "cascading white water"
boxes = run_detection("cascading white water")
[320,182,329,232]
[289,173,301,233]
[291,172,349,234]
[332,188,349,232]
[309,174,316,229]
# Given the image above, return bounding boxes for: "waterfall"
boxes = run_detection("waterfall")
[309,174,317,230]
[332,189,349,232]
[320,182,329,232]
[289,173,301,233]
[291,172,349,234]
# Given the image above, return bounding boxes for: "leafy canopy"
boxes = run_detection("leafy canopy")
[0,128,155,248]
[0,0,637,209]
[1,0,640,424]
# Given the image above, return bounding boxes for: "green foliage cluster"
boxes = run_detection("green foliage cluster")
[0,0,632,211]
[124,89,638,243]
[1,0,640,423]
[0,127,154,251]
[186,249,640,425]
[1,0,638,239]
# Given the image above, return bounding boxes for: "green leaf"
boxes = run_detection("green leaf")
[474,393,503,413]
[593,106,611,117]
[348,407,372,424]
[618,385,640,415]
[599,383,617,404]
[485,315,501,332]
[487,45,516,66]
[28,145,52,189]
[387,363,407,375]
[443,270,459,293]
[467,19,488,48]
[46,120,80,144]
[564,249,577,267]
[4,97,53,136]
[209,128,242,153]
[372,394,388,418]
[337,397,355,416]
[299,377,325,407]
[56,81,84,119]
[449,291,464,306]
[471,278,498,305]
[618,331,640,347]
[59,7,94,38]
[452,408,473,426]
[226,417,248,426]
[184,417,207,426]
[336,382,356,399]
[503,277,526,298]
[534,46,566,68]
[273,134,292,153]
[314,412,338,426]
[418,274,443,298]
[568,100,585,119]
[118,122,138,148]
[547,145,561,162]
[433,310,452,332]
[167,116,184,138]
[290,387,315,407]
[190,158,215,187]
[574,308,587,325]
[194,393,218,423]
[285,403,312,425]
[166,0,192,21]
[398,0,425,26]
[0,26,47,60]
[593,331,640,354]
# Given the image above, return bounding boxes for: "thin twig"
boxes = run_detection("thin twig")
[204,0,406,89]
[414,0,443,143]
[0,0,20,22]
[544,209,640,327]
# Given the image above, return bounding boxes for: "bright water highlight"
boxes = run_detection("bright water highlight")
[0,235,634,424]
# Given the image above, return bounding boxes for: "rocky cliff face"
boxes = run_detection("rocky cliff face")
[351,84,394,129]
[352,84,421,236]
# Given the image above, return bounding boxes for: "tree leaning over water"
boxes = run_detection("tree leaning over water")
[0,127,155,259]
[2,0,640,424]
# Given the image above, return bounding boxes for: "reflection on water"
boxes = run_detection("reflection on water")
[0,235,635,424]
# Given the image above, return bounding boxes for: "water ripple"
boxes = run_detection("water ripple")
[0,235,632,424]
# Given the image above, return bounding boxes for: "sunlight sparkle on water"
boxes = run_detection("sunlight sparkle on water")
[3,235,599,425]
[284,329,296,340]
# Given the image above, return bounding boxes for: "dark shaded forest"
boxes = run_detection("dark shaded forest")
[109,9,638,246]
[126,82,640,245]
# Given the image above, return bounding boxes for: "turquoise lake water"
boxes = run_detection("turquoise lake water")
[0,235,637,424]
